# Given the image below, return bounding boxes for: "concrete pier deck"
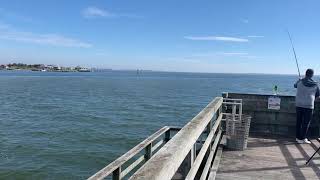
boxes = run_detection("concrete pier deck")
[217,136,320,180]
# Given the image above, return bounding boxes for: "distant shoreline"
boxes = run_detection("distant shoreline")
[0,69,305,76]
[0,63,93,72]
[0,69,91,72]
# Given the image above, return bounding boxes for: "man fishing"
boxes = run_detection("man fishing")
[295,69,320,144]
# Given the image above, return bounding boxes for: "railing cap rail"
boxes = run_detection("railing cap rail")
[129,97,223,180]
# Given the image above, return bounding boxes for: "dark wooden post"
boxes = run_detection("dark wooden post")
[145,143,152,160]
[112,167,121,180]
[165,130,170,142]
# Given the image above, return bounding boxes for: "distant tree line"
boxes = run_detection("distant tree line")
[5,63,45,69]
[0,63,92,72]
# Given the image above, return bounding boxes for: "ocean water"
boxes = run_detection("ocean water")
[0,71,299,179]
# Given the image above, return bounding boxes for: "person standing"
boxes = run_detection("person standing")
[295,69,320,144]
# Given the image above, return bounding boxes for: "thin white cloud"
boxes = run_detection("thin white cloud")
[247,35,264,38]
[191,52,248,57]
[241,19,249,24]
[190,51,262,60]
[240,55,261,59]
[223,53,262,60]
[220,52,249,56]
[117,13,143,19]
[184,36,249,42]
[0,23,92,48]
[82,7,116,18]
[82,6,142,19]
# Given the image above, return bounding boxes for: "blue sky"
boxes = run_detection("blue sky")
[0,0,320,74]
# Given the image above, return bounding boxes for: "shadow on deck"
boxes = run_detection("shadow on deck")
[217,136,320,180]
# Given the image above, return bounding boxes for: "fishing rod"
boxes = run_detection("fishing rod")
[286,29,301,78]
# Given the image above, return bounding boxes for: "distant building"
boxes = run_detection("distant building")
[74,66,81,71]
[75,66,90,72]
[78,67,90,72]
[53,66,61,71]
[46,65,55,70]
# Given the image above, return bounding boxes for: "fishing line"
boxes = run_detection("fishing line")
[286,29,301,77]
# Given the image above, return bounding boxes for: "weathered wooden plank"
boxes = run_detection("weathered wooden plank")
[199,131,223,180]
[88,126,170,180]
[200,146,216,180]
[185,116,222,180]
[129,97,223,180]
[223,98,242,102]
[151,140,164,152]
[222,102,242,105]
[121,156,145,178]
[216,137,320,180]
[207,146,223,180]
[121,139,166,179]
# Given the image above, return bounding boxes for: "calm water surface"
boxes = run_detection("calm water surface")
[0,71,299,179]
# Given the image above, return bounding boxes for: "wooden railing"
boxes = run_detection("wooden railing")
[89,97,226,180]
[130,97,224,180]
[88,126,181,180]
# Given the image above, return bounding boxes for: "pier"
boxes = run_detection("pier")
[217,136,320,179]
[89,93,320,180]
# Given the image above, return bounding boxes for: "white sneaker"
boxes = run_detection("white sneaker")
[303,138,311,144]
[296,138,304,144]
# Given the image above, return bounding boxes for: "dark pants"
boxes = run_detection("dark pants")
[296,107,313,140]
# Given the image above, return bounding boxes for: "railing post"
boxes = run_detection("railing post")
[145,143,152,160]
[222,93,228,112]
[232,104,236,116]
[113,167,121,180]
[231,104,236,134]
[207,118,213,149]
[218,103,222,115]
[222,92,228,98]
[207,119,212,135]
[218,105,222,130]
[191,144,196,164]
[165,130,170,142]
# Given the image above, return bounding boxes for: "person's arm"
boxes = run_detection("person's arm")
[294,79,300,88]
[316,86,320,98]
